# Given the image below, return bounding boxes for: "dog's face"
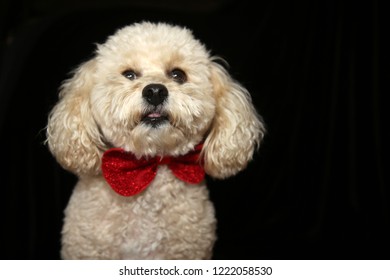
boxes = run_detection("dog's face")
[47,22,265,178]
[91,23,216,157]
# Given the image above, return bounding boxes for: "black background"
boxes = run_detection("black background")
[1,0,388,259]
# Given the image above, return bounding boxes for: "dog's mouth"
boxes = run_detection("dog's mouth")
[141,110,169,128]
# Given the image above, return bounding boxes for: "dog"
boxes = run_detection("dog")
[46,21,265,259]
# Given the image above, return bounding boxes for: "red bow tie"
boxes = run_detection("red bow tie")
[101,144,205,196]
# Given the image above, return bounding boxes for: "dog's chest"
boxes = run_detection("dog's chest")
[63,166,214,259]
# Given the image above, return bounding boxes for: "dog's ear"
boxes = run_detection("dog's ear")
[202,61,266,179]
[46,59,103,176]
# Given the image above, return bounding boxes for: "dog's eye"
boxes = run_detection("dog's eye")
[169,68,187,84]
[122,70,137,80]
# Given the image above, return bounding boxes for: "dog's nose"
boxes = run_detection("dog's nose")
[142,84,168,106]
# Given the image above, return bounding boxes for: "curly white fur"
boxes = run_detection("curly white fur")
[46,21,265,259]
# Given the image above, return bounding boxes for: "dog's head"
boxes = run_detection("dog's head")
[46,21,265,179]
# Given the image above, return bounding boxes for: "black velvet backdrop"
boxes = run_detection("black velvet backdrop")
[1,0,388,259]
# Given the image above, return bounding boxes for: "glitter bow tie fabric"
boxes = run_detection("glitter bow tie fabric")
[101,144,205,196]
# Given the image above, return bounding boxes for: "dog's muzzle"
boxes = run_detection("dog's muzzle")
[141,83,169,127]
